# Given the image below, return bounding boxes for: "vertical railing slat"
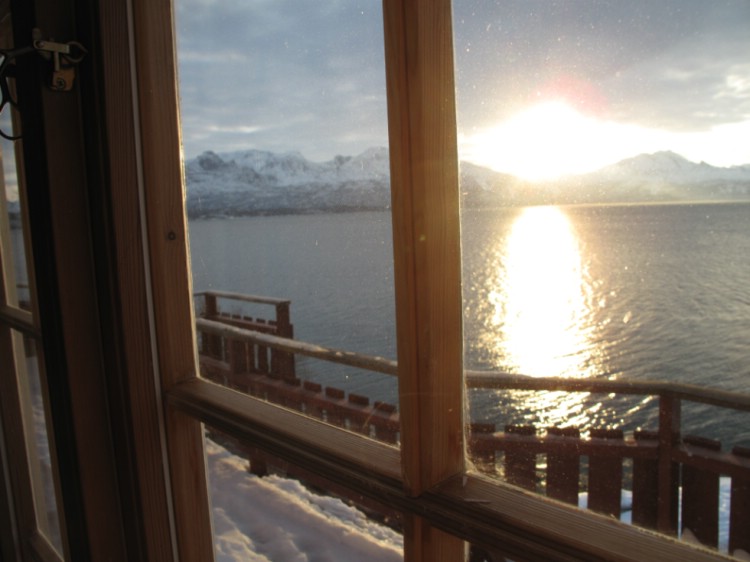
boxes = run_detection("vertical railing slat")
[657,394,681,534]
[730,446,750,555]
[588,429,623,518]
[469,423,497,475]
[682,436,721,548]
[546,426,580,506]
[504,425,536,491]
[632,430,659,529]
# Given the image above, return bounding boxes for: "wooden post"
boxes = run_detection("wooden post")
[383,0,466,558]
[203,293,221,359]
[373,402,400,445]
[632,430,659,529]
[228,339,248,375]
[324,387,346,428]
[468,423,497,475]
[503,425,536,491]
[275,302,292,337]
[681,436,720,547]
[546,426,580,505]
[588,429,624,518]
[272,301,295,376]
[730,446,750,554]
[656,394,681,534]
[302,381,324,420]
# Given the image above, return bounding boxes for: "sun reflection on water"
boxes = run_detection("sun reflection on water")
[492,207,597,377]
[477,206,606,429]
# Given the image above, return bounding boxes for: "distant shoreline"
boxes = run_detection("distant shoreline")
[185,198,750,221]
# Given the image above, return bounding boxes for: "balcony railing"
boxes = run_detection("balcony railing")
[194,291,750,555]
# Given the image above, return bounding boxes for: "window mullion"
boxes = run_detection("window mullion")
[383,0,465,499]
[130,0,213,560]
[383,0,466,560]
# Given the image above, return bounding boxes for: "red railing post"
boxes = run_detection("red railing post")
[373,402,400,445]
[228,338,248,375]
[504,425,537,491]
[469,423,498,476]
[730,446,750,554]
[272,301,295,376]
[201,293,221,358]
[632,430,659,529]
[546,426,580,505]
[656,393,681,534]
[681,436,721,547]
[588,428,624,518]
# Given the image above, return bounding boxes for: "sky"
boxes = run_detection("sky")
[173,1,750,180]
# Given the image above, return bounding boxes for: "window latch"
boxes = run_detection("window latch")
[32,28,87,92]
[0,29,88,139]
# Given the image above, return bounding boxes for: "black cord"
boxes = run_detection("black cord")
[0,45,35,140]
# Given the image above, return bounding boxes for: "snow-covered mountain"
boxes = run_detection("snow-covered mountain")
[565,152,750,203]
[186,147,390,217]
[184,148,750,218]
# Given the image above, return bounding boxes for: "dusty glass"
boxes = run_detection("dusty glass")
[204,425,403,561]
[1,134,31,312]
[173,0,399,426]
[454,1,750,556]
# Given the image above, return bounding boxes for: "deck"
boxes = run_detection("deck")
[195,290,750,556]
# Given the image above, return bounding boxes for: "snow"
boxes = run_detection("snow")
[207,440,403,562]
[182,147,750,218]
[22,354,748,560]
[209,434,750,561]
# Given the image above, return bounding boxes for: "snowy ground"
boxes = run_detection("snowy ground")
[23,349,744,561]
[208,438,749,561]
[207,440,403,562]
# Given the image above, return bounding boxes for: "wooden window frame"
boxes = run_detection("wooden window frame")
[130,0,729,560]
[0,0,734,560]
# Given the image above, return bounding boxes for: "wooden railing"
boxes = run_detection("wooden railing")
[194,295,750,555]
[195,291,295,376]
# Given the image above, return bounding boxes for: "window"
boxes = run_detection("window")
[1,15,65,560]
[454,2,750,554]
[148,1,746,560]
[1,0,746,560]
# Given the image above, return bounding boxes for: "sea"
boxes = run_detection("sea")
[188,201,750,449]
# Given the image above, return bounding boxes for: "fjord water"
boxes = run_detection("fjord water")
[188,202,750,447]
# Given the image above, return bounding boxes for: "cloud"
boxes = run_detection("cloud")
[174,1,750,166]
[175,0,388,161]
[453,0,750,134]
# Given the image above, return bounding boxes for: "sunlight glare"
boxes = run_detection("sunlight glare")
[460,100,750,181]
[489,206,595,378]
[462,101,652,181]
[480,206,604,429]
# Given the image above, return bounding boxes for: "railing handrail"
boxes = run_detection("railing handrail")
[195,317,750,414]
[197,318,398,376]
[466,371,750,413]
[197,312,750,547]
[194,290,291,307]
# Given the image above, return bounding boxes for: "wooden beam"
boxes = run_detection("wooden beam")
[91,0,181,557]
[383,1,465,559]
[130,0,213,559]
[383,0,464,496]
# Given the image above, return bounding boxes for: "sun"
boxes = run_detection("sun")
[461,101,647,181]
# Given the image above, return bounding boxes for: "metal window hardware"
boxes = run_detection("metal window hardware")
[0,28,87,139]
[32,28,88,92]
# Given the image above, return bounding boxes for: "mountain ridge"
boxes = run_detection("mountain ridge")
[184,148,750,218]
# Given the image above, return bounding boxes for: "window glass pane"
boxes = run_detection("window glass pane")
[455,1,750,555]
[1,124,31,311]
[175,2,398,442]
[204,425,403,561]
[13,330,63,553]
